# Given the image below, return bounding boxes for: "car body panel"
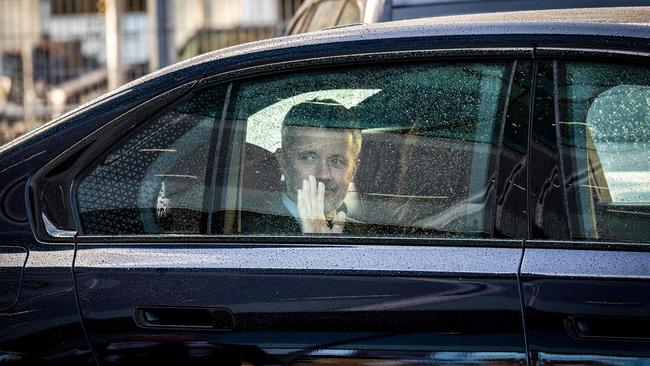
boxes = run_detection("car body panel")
[521,247,650,364]
[0,247,27,311]
[74,244,527,364]
[0,243,95,365]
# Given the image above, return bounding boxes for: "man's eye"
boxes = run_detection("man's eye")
[299,154,316,161]
[330,157,347,168]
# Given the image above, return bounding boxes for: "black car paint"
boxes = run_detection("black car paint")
[74,245,526,365]
[0,20,648,365]
[522,248,650,363]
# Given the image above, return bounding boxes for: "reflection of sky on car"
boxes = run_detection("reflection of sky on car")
[246,88,381,152]
[587,84,650,203]
[605,171,650,203]
[598,144,650,203]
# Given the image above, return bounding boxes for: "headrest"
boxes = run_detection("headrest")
[283,99,358,130]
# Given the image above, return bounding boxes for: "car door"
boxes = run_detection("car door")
[31,48,533,365]
[524,50,650,364]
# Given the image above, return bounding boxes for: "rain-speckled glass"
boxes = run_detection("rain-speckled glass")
[557,61,650,243]
[76,88,225,235]
[218,61,513,238]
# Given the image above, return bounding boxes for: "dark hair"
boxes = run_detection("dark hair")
[281,99,362,155]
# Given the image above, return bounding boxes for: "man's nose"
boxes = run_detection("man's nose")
[315,159,332,180]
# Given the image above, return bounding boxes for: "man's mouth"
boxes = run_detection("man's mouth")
[323,181,338,194]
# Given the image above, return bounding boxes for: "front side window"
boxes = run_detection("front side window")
[76,88,225,235]
[557,61,650,242]
[216,61,514,238]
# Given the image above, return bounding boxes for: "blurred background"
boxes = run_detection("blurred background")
[0,0,303,144]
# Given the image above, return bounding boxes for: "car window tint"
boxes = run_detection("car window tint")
[215,61,513,238]
[76,88,226,235]
[304,0,346,32]
[557,61,650,243]
[336,0,361,26]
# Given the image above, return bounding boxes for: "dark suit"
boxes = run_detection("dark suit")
[240,208,303,234]
[238,198,424,236]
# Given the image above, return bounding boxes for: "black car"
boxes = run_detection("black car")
[1,8,650,366]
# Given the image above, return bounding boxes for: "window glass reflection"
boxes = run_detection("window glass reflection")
[220,62,512,238]
[557,61,650,242]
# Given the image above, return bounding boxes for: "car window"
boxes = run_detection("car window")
[75,87,226,235]
[214,61,514,238]
[336,0,361,26]
[556,61,650,243]
[304,0,346,32]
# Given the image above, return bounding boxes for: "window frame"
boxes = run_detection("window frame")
[65,47,533,245]
[71,85,226,236]
[30,82,196,243]
[528,46,650,250]
[218,60,517,239]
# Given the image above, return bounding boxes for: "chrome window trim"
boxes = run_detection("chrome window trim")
[42,213,77,238]
[536,47,650,59]
[525,240,650,252]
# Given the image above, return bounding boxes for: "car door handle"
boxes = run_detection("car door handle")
[566,316,650,340]
[134,306,235,330]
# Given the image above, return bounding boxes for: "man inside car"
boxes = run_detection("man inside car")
[242,99,362,234]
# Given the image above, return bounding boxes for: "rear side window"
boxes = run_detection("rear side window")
[556,61,650,243]
[215,61,515,238]
[75,88,225,235]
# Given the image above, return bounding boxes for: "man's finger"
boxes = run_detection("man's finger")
[317,181,325,215]
[297,188,305,216]
[302,179,311,212]
[331,211,346,234]
[309,175,317,213]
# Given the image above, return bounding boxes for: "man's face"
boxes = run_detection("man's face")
[277,126,360,214]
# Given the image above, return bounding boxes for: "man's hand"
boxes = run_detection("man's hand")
[297,175,346,234]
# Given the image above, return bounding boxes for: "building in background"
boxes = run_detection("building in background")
[0,0,302,145]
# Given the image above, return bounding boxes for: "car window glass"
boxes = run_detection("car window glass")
[557,61,650,243]
[305,0,346,32]
[76,87,226,235]
[336,0,361,26]
[215,61,513,238]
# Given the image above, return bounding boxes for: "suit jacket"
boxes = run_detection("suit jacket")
[239,200,422,236]
[240,207,303,235]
